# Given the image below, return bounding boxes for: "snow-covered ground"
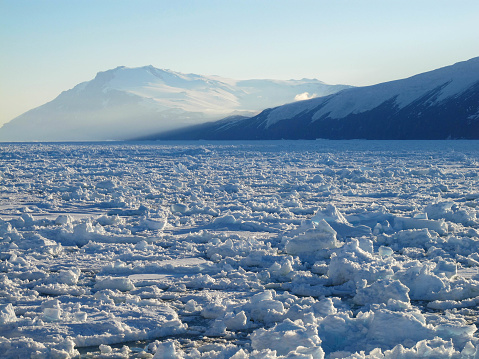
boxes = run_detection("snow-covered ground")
[1,140,479,358]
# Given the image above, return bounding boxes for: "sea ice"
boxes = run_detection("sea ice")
[0,140,478,358]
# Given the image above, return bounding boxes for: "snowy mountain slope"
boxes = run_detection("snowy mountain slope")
[0,66,350,141]
[155,57,479,140]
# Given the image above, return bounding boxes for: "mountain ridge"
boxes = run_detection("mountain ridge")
[0,67,350,141]
[150,57,479,140]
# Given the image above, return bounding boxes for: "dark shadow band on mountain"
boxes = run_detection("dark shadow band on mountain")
[133,115,253,141]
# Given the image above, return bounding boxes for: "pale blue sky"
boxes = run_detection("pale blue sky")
[1,0,478,126]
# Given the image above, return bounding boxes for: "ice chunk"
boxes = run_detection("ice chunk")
[312,204,350,225]
[184,299,201,312]
[141,217,167,230]
[245,291,286,324]
[425,201,478,226]
[224,311,248,330]
[74,311,88,322]
[434,260,457,278]
[425,201,453,219]
[96,179,117,190]
[94,277,136,291]
[55,215,73,225]
[153,341,178,359]
[312,298,337,316]
[171,203,188,213]
[99,344,113,354]
[328,238,384,287]
[56,268,81,285]
[378,246,394,257]
[285,219,340,257]
[312,205,372,238]
[250,318,324,357]
[214,215,237,225]
[0,303,17,324]
[394,216,448,235]
[43,307,62,322]
[393,263,446,300]
[353,279,410,305]
[358,237,374,253]
[96,214,124,226]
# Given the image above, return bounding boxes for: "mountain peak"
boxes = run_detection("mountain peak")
[0,67,350,141]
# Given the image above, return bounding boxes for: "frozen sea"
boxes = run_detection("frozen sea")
[1,140,479,358]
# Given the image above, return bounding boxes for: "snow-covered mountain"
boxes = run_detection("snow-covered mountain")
[153,57,479,140]
[0,66,350,141]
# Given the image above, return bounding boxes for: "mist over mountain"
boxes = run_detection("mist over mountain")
[0,66,350,141]
[150,57,479,140]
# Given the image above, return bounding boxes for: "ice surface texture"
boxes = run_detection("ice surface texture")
[0,140,479,358]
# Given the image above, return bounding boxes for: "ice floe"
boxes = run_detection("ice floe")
[0,140,478,358]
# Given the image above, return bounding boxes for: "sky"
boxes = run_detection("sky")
[1,0,479,127]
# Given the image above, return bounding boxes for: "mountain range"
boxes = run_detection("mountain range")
[149,57,479,140]
[0,67,349,141]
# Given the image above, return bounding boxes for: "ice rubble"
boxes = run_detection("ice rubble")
[0,140,479,358]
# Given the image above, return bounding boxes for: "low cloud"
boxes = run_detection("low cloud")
[294,92,317,101]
